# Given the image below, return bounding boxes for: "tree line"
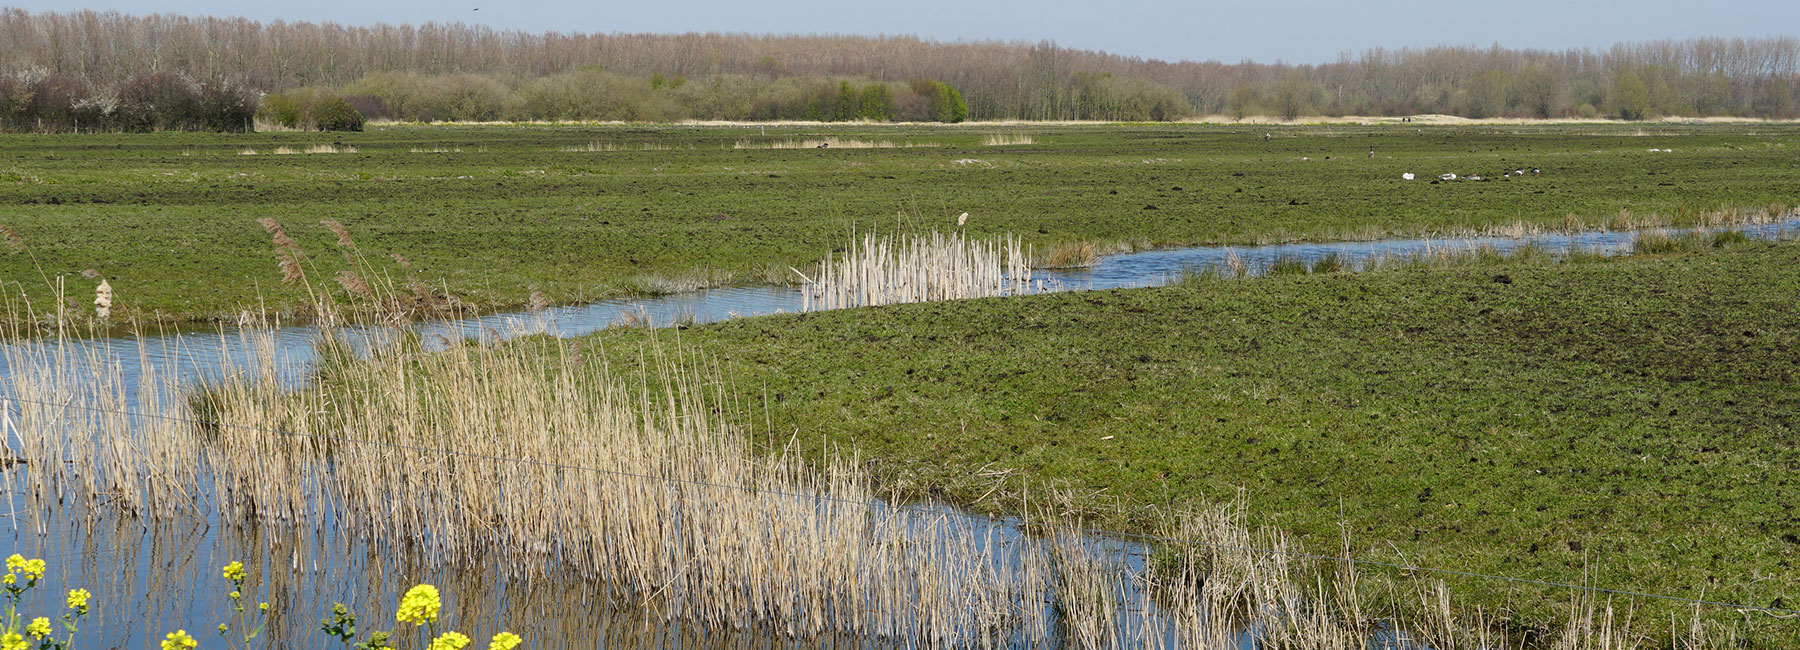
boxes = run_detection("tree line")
[0,8,1796,131]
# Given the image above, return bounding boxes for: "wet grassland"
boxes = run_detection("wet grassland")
[1,121,1797,325]
[578,240,1800,641]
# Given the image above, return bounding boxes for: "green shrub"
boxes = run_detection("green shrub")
[313,98,364,131]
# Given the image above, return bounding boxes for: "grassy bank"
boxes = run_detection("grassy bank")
[575,241,1800,640]
[1,122,1797,326]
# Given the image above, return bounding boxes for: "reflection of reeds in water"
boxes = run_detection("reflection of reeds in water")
[797,231,1033,311]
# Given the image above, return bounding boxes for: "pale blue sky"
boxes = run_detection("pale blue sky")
[12,0,1799,64]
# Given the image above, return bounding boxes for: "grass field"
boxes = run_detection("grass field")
[1,122,1797,325]
[570,240,1800,639]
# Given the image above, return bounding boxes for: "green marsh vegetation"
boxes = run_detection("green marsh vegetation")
[2,122,1798,328]
[571,238,1800,644]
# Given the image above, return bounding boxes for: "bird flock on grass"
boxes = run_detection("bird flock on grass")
[1409,168,1540,182]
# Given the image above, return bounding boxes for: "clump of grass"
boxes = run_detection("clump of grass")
[1309,253,1346,274]
[1632,231,1692,254]
[1710,230,1752,248]
[1267,256,1310,275]
[1036,240,1101,269]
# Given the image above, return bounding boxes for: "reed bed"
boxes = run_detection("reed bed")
[559,141,678,152]
[0,322,1763,648]
[983,134,1035,146]
[797,231,1034,311]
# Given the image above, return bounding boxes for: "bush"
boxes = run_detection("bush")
[313,98,364,131]
[259,93,302,128]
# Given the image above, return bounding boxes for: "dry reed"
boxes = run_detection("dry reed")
[92,279,111,320]
[797,230,1034,311]
[0,323,1764,648]
[983,134,1035,146]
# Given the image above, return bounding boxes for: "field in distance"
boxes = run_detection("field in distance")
[0,122,1796,325]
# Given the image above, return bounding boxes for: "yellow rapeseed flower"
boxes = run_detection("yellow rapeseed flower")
[1,574,12,585]
[67,588,92,613]
[160,629,198,650]
[487,631,523,650]
[395,584,441,626]
[427,631,470,650]
[21,559,44,581]
[228,590,241,601]
[1,632,26,650]
[3,554,23,572]
[25,617,51,639]
[222,561,245,582]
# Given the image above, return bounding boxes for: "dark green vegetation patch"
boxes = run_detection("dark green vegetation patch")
[614,243,1800,635]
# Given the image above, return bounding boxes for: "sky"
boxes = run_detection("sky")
[11,0,1800,64]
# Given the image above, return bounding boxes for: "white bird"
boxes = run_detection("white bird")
[1439,173,1457,181]
[957,212,969,227]
[1402,173,1415,180]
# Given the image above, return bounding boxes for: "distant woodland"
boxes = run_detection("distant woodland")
[2,8,1798,131]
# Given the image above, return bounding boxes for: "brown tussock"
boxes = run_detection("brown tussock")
[392,253,411,268]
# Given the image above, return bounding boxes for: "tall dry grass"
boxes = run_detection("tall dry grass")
[983,133,1035,146]
[796,230,1034,310]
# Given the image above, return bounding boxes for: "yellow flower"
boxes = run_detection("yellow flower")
[1,632,26,650]
[222,561,245,582]
[3,554,23,572]
[67,588,92,613]
[395,584,441,626]
[228,590,241,601]
[160,629,198,650]
[427,631,470,650]
[20,559,44,581]
[258,602,269,612]
[1,574,12,585]
[25,617,50,640]
[486,632,522,650]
